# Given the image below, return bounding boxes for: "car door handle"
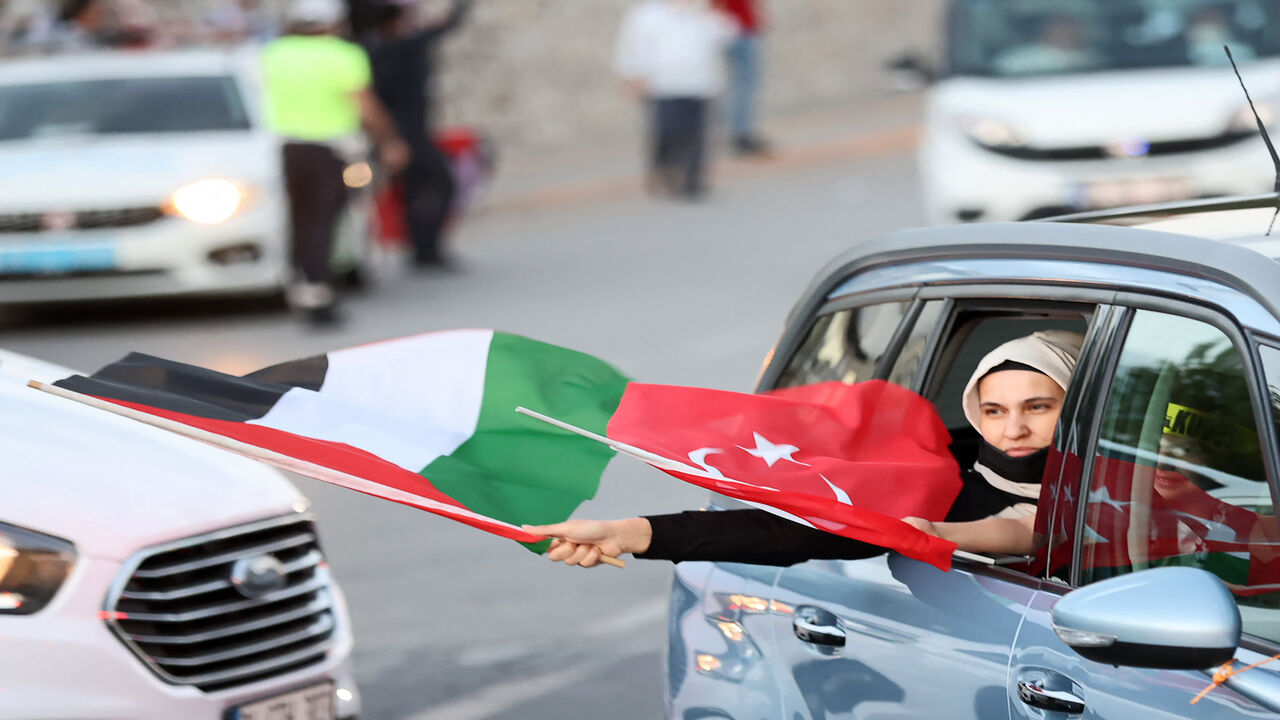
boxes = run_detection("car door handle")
[1017,681,1085,714]
[792,616,846,647]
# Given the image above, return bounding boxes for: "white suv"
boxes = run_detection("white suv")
[0,348,361,719]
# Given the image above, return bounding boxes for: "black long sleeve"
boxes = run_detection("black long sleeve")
[633,468,1028,566]
[636,509,887,566]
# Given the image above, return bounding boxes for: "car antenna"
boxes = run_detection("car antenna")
[1225,44,1280,235]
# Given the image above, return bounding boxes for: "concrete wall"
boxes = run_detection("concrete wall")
[434,0,946,151]
[2,0,946,152]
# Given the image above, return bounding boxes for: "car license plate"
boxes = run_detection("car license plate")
[0,242,117,275]
[230,681,335,720]
[1080,177,1193,209]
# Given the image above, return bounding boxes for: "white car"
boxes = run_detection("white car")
[902,0,1280,224]
[0,347,361,719]
[0,48,371,305]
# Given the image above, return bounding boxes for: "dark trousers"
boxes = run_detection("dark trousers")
[282,142,348,286]
[650,96,710,196]
[403,141,456,266]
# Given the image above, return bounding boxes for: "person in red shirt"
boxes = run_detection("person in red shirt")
[717,0,770,155]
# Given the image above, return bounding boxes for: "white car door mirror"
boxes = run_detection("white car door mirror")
[1051,567,1240,669]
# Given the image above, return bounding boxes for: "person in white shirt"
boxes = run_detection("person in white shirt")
[615,0,736,199]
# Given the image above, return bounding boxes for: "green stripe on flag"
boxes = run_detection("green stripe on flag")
[421,332,630,551]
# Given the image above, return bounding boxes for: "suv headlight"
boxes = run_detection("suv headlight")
[0,522,75,615]
[954,115,1025,149]
[169,179,247,224]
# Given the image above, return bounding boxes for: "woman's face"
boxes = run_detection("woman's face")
[977,370,1066,456]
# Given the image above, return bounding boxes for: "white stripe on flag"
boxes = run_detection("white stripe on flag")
[251,329,494,471]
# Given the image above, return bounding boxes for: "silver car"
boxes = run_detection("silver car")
[667,196,1280,718]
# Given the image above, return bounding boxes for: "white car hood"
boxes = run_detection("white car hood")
[0,132,279,211]
[0,349,303,561]
[930,60,1280,147]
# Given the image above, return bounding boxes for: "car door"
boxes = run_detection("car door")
[1011,305,1280,719]
[666,297,931,719]
[763,294,1100,720]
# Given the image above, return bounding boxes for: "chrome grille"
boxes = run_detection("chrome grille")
[981,128,1254,161]
[0,206,164,233]
[104,514,336,692]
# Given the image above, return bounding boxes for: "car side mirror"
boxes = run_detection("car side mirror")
[1051,567,1240,670]
[884,52,935,91]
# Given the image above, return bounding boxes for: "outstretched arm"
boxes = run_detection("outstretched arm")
[902,514,1037,555]
[528,509,887,568]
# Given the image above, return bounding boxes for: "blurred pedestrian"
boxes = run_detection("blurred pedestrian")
[715,0,770,155]
[615,0,736,200]
[356,0,470,271]
[261,0,410,325]
[46,0,118,51]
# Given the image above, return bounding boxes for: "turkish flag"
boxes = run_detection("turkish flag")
[1083,456,1280,595]
[606,380,963,570]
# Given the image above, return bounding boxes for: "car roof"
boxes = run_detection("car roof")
[0,47,258,85]
[796,216,1280,331]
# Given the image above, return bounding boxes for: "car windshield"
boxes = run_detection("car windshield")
[948,0,1280,78]
[0,76,250,142]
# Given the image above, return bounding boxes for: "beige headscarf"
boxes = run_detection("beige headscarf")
[959,330,1084,513]
[961,330,1084,433]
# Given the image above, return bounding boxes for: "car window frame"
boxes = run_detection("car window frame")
[1064,295,1280,653]
[755,288,921,393]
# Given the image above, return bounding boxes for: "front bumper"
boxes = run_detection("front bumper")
[0,554,361,719]
[919,129,1278,224]
[0,200,287,305]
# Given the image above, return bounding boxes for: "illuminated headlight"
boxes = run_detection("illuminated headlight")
[170,179,246,224]
[0,521,75,615]
[955,115,1025,149]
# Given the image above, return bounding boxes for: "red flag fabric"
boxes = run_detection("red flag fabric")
[1082,456,1280,594]
[606,380,963,570]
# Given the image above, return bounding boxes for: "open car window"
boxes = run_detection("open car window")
[925,307,1091,462]
[1080,310,1280,644]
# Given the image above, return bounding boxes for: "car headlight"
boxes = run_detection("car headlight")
[0,521,75,615]
[169,179,247,224]
[954,115,1025,149]
[1228,99,1279,133]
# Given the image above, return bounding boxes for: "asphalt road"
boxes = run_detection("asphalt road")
[1,140,924,719]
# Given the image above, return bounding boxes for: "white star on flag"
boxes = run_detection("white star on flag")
[1087,485,1129,512]
[738,432,808,467]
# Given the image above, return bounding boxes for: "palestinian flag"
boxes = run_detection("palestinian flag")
[34,329,963,568]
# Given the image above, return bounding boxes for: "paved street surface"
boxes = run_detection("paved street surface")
[1,104,926,719]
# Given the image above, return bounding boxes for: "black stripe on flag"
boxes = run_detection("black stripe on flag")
[53,352,329,422]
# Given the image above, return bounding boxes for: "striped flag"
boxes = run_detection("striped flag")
[35,329,962,568]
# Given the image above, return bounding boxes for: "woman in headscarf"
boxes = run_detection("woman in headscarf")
[526,330,1084,567]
